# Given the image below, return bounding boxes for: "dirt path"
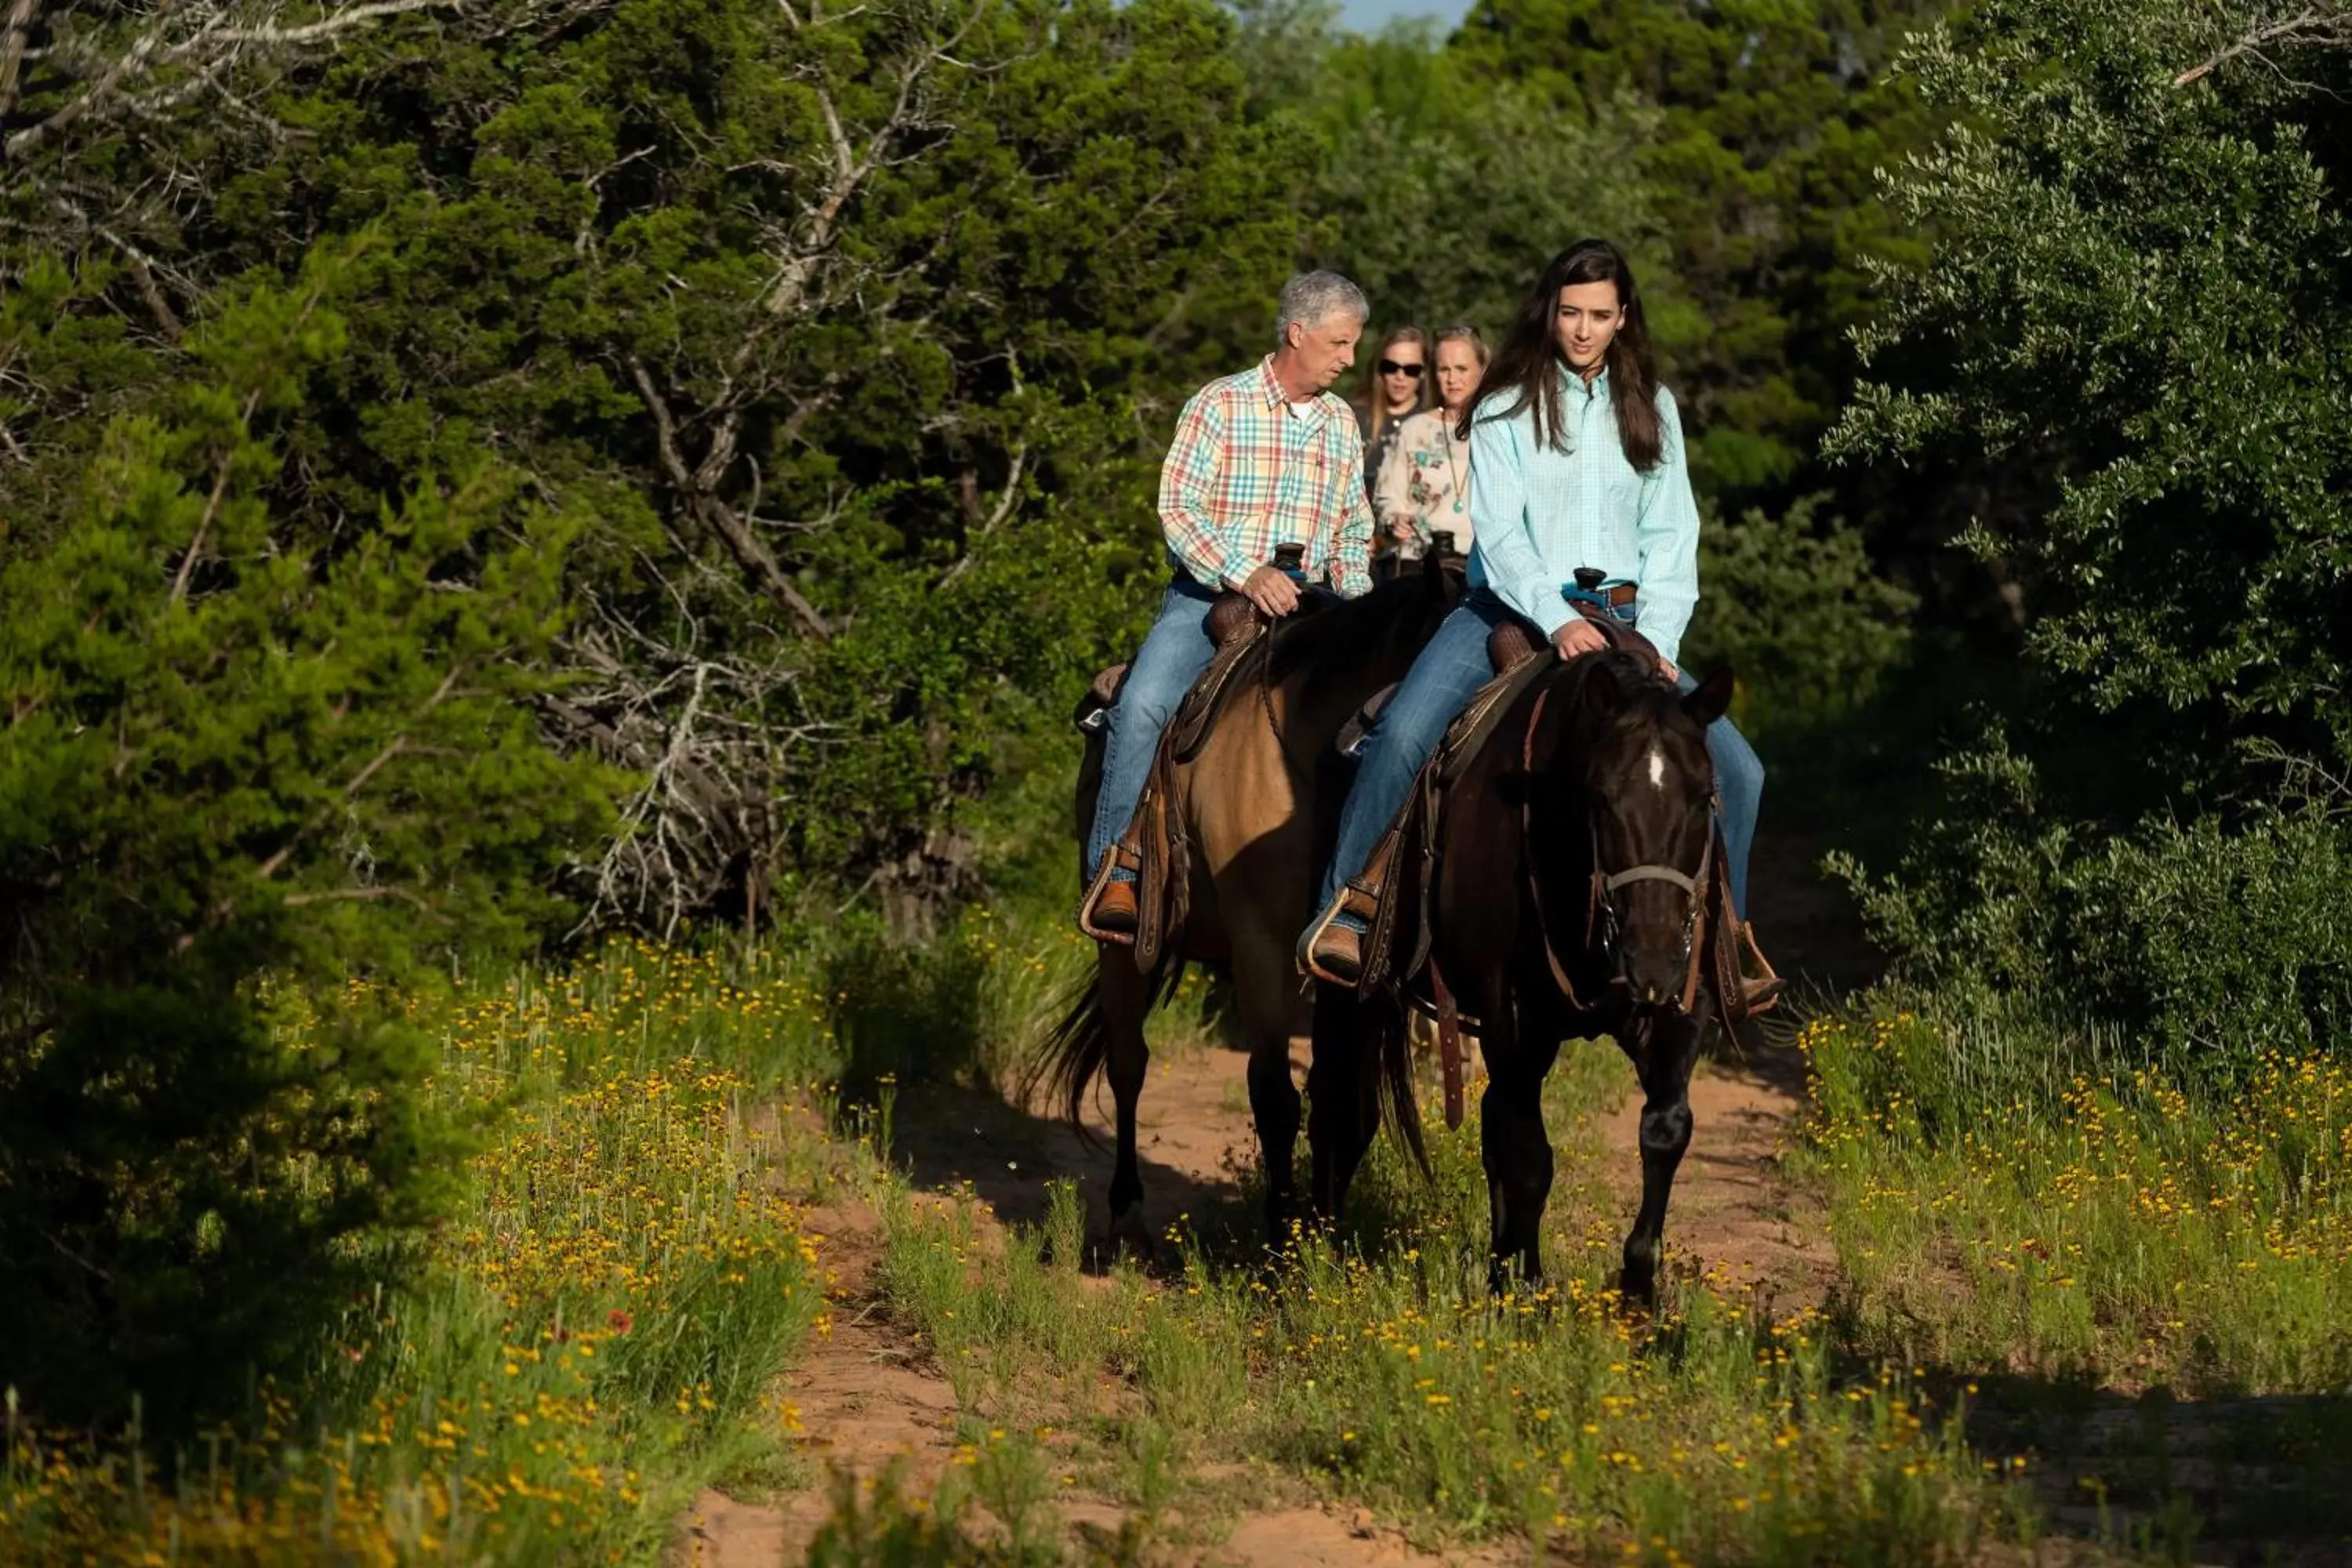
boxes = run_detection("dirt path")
[678,1044,1519,1566]
[677,1024,1833,1565]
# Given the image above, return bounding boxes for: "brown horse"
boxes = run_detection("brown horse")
[1030,562,1461,1247]
[1309,646,1740,1303]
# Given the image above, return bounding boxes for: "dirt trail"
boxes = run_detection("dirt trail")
[678,1024,1826,1566]
[678,1046,1515,1567]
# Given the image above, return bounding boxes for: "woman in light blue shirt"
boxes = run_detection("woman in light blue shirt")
[1303,239,1764,985]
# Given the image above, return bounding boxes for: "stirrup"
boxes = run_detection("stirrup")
[1299,880,1381,986]
[1076,843,1143,946]
[1734,920,1783,1017]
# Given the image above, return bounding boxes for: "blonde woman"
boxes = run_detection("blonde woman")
[1354,325,1429,508]
[1375,325,1487,561]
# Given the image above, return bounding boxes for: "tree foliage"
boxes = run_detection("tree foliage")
[0,251,615,1427]
[1450,0,1941,501]
[4,0,1301,930]
[1228,4,1659,342]
[1830,0,2352,1064]
[1829,0,2352,800]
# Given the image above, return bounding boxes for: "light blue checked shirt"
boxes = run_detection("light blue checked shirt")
[1465,368,1702,667]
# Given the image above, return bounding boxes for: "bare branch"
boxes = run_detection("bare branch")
[626,354,834,639]
[4,0,463,162]
[0,0,41,123]
[2176,0,2350,85]
[170,387,261,603]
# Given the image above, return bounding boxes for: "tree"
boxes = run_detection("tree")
[1290,23,1661,340]
[1823,0,2352,1054]
[2,0,1305,929]
[1449,0,1943,504]
[1828,0,2352,805]
[0,249,618,1428]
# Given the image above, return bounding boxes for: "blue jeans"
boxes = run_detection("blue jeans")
[1318,592,1764,921]
[1084,578,1222,883]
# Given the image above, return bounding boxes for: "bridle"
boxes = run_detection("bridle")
[1519,684,1715,1014]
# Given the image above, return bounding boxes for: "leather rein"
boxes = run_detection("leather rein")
[1518,682,1715,1016]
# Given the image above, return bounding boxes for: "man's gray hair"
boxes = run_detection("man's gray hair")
[1276,270,1370,345]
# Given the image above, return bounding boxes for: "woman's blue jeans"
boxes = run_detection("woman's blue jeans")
[1083,578,1223,883]
[1317,592,1763,922]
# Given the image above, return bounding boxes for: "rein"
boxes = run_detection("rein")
[1516,680,1714,1016]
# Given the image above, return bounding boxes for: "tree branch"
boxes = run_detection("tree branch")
[2176,1,2349,84]
[0,0,41,124]
[626,355,833,639]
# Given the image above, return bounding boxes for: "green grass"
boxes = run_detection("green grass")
[0,938,852,1565]
[16,885,2352,1564]
[865,1043,2027,1566]
[1801,1002,2352,1395]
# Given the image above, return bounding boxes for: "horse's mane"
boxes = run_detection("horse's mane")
[1261,570,1459,699]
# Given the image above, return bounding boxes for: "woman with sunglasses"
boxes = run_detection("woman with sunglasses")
[1375,325,1488,564]
[1356,325,1430,515]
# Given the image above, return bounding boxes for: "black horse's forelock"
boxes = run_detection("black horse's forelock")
[1547,647,1692,752]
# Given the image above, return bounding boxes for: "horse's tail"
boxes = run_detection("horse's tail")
[1021,955,1184,1134]
[1370,993,1430,1178]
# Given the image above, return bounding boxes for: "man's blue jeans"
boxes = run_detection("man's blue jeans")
[1083,578,1223,883]
[1318,591,1764,921]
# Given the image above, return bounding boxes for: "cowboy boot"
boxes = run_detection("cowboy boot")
[1093,878,1139,935]
[1079,841,1145,945]
[1299,881,1381,987]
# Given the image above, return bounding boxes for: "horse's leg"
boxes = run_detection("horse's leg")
[1305,982,1381,1225]
[1100,950,1156,1253]
[1232,938,1306,1251]
[1478,986,1562,1292]
[1619,1008,1705,1305]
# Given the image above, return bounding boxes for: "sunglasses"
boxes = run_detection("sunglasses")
[1378,359,1425,378]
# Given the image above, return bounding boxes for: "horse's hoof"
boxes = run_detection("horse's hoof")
[1105,1200,1154,1261]
[1617,1262,1658,1310]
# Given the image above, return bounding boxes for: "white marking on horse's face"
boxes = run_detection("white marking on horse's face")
[1646,746,1666,790]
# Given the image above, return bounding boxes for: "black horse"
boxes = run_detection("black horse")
[1308,646,1740,1303]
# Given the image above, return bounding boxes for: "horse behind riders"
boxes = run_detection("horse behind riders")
[1042,269,1468,1247]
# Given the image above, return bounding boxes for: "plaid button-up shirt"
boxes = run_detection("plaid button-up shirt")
[1158,357,1376,597]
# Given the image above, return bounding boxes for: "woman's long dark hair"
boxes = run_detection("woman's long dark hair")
[1456,240,1664,472]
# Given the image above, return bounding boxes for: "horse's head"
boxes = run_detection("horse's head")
[1530,655,1734,1010]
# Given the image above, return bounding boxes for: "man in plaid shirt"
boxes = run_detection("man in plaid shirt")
[1085,270,1378,935]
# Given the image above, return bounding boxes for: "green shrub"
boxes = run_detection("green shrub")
[1679,494,1918,741]
[0,253,617,1434]
[1835,739,2352,1080]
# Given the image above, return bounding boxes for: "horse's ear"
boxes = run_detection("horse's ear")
[1682,666,1736,728]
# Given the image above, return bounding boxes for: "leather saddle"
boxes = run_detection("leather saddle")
[1073,589,1323,962]
[1330,602,1775,1020]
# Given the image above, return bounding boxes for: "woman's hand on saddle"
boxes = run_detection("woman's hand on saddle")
[1236,563,1303,618]
[1551,617,1609,660]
